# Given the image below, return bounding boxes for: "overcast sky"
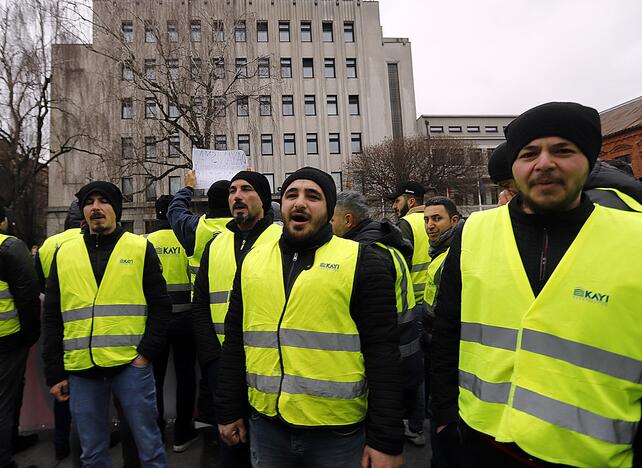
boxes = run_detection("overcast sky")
[378,0,642,116]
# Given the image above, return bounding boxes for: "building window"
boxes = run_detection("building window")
[257,21,268,42]
[168,99,179,119]
[121,21,133,43]
[261,134,273,155]
[215,134,227,150]
[322,21,333,42]
[306,134,318,154]
[258,57,270,78]
[145,136,156,159]
[280,58,292,78]
[467,125,480,133]
[167,20,178,42]
[331,172,343,190]
[146,177,157,202]
[351,132,362,153]
[145,97,157,119]
[346,58,357,78]
[348,95,360,115]
[387,63,404,138]
[429,125,443,133]
[144,21,156,42]
[122,177,134,202]
[213,96,226,116]
[329,133,340,154]
[169,176,181,195]
[213,57,225,79]
[485,126,498,133]
[191,96,203,116]
[344,21,354,42]
[235,20,246,42]
[191,58,202,80]
[121,62,133,81]
[168,135,180,157]
[304,95,316,116]
[238,134,250,156]
[236,58,248,78]
[327,95,338,115]
[144,59,156,80]
[324,58,335,78]
[284,134,296,155]
[302,58,314,78]
[167,58,179,80]
[263,173,275,194]
[190,20,201,42]
[121,137,133,159]
[279,21,290,42]
[282,95,294,116]
[448,126,462,133]
[121,98,133,119]
[259,95,272,116]
[300,21,312,42]
[213,20,224,42]
[237,96,249,117]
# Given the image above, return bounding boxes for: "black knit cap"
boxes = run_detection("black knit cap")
[231,171,272,213]
[488,143,513,184]
[75,181,123,222]
[155,195,173,220]
[207,180,231,212]
[505,102,602,169]
[280,167,337,221]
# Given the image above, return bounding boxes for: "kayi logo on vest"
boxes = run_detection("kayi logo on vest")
[155,246,181,255]
[120,258,134,265]
[572,287,610,305]
[319,262,340,271]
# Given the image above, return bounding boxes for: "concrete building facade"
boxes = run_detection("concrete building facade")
[48,0,417,234]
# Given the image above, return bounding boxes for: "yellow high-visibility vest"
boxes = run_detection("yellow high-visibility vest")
[39,228,82,279]
[57,232,148,371]
[423,249,449,312]
[460,204,642,467]
[0,234,20,338]
[147,228,190,313]
[242,236,367,426]
[593,187,642,212]
[402,212,431,303]
[208,223,281,344]
[188,215,232,290]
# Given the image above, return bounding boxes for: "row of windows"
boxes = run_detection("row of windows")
[122,56,358,81]
[429,124,507,134]
[122,94,361,119]
[123,19,355,44]
[121,132,363,159]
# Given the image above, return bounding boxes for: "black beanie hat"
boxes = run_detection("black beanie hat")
[488,143,513,184]
[63,199,84,230]
[230,171,272,213]
[505,102,602,169]
[207,180,231,212]
[280,167,337,221]
[155,195,173,220]
[75,181,123,221]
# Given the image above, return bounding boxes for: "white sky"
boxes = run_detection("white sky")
[378,0,642,116]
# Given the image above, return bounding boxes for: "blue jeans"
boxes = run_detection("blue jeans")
[69,363,167,468]
[248,412,365,468]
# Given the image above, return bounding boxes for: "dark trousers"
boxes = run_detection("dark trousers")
[153,312,197,440]
[0,346,28,467]
[54,400,72,452]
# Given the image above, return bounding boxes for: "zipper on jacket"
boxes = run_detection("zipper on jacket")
[88,236,100,367]
[538,228,549,286]
[240,239,246,251]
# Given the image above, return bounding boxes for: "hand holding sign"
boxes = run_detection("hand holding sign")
[192,149,249,189]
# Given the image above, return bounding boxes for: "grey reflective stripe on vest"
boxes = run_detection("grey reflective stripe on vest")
[189,265,199,275]
[244,331,278,348]
[280,329,361,352]
[521,329,642,384]
[246,372,280,394]
[0,310,17,321]
[63,334,143,351]
[459,369,511,404]
[214,323,225,335]
[0,289,13,300]
[389,248,409,313]
[210,291,230,304]
[281,374,367,399]
[461,322,518,351]
[411,262,429,273]
[512,386,638,445]
[414,283,426,294]
[400,337,421,358]
[172,304,191,313]
[61,305,147,324]
[166,284,191,292]
[397,307,416,325]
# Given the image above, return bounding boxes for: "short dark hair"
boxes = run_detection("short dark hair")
[0,205,6,221]
[425,196,459,218]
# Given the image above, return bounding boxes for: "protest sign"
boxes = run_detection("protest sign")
[192,149,248,189]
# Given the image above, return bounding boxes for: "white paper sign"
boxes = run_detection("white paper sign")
[192,149,248,189]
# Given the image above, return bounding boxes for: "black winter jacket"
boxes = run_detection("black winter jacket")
[0,236,41,352]
[42,226,172,386]
[192,213,276,367]
[215,223,404,455]
[585,160,642,210]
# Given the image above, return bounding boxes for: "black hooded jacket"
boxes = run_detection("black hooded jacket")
[585,160,642,210]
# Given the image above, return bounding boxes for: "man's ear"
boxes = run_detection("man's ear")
[452,214,461,224]
[345,212,354,229]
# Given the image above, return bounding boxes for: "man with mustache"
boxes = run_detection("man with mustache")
[431,102,642,466]
[216,167,404,467]
[42,181,171,467]
[192,171,281,467]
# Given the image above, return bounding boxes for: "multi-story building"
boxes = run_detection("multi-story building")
[48,0,417,234]
[599,96,642,178]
